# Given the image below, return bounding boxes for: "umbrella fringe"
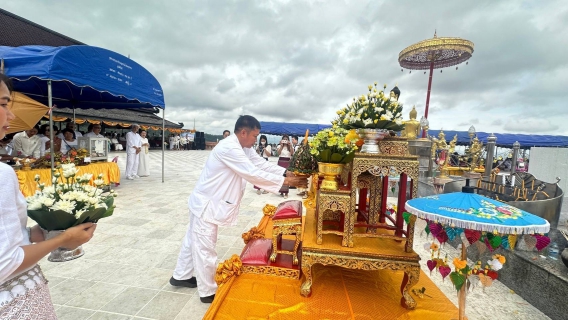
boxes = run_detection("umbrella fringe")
[405,206,550,235]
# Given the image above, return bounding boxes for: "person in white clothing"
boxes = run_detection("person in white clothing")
[169,115,307,303]
[137,130,150,177]
[0,74,97,318]
[56,121,82,140]
[84,124,104,138]
[125,124,141,180]
[12,127,41,158]
[169,134,175,150]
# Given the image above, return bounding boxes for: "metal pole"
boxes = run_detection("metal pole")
[48,80,55,175]
[422,61,435,138]
[162,108,165,183]
[484,133,497,178]
[458,240,467,320]
[511,141,520,174]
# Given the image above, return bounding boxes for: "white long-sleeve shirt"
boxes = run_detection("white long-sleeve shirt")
[125,131,141,154]
[0,162,31,284]
[12,131,41,158]
[189,134,286,226]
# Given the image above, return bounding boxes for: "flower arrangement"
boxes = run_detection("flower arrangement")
[32,149,89,169]
[26,163,116,231]
[308,127,358,164]
[333,83,405,131]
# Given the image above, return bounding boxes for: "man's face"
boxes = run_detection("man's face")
[292,137,298,144]
[26,128,38,137]
[93,126,101,134]
[237,128,259,148]
[223,131,230,139]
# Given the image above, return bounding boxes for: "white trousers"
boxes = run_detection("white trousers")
[173,213,218,297]
[125,152,139,177]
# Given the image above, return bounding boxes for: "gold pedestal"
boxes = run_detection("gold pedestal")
[318,162,344,191]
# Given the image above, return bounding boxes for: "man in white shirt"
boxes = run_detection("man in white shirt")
[56,121,83,139]
[12,127,41,158]
[84,124,104,138]
[125,124,141,180]
[170,115,307,303]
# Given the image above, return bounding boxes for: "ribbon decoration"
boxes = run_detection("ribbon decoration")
[214,254,243,286]
[262,204,277,217]
[242,226,265,244]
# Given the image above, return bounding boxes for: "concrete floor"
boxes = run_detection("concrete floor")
[38,150,552,319]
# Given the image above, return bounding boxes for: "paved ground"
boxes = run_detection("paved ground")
[39,150,552,320]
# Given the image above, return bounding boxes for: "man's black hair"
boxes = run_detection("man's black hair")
[234,115,261,133]
[292,135,299,141]
[223,129,230,135]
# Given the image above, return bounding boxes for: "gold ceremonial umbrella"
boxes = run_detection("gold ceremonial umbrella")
[399,32,474,137]
[7,92,49,134]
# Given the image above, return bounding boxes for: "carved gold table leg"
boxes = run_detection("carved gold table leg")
[400,266,420,309]
[292,225,302,265]
[270,227,279,262]
[316,209,323,245]
[300,260,313,297]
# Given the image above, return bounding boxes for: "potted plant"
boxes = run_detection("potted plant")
[309,127,358,190]
[26,162,116,261]
[334,83,405,153]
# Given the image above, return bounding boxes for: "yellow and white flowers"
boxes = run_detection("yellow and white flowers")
[334,83,405,131]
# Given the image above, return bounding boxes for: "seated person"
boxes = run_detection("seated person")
[60,128,78,155]
[111,133,124,151]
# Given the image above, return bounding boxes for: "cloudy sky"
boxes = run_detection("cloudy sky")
[3,0,568,135]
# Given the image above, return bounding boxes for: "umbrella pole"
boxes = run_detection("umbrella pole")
[422,61,435,138]
[458,240,467,320]
[162,108,165,183]
[48,80,55,176]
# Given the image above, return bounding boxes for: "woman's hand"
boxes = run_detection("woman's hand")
[58,223,97,249]
[29,225,45,243]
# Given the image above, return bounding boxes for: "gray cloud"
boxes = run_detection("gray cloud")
[3,0,568,135]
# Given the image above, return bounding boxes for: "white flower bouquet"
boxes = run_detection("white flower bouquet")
[333,83,405,132]
[26,163,116,231]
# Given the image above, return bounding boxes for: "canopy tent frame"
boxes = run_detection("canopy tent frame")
[0,45,168,182]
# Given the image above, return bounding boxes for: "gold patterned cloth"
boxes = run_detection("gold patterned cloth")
[203,265,458,320]
[16,162,121,197]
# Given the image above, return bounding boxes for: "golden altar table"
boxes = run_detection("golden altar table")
[301,211,421,309]
[16,162,121,197]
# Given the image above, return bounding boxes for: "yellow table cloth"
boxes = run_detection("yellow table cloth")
[16,162,121,197]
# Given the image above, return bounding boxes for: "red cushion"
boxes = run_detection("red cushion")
[273,200,302,220]
[240,238,273,265]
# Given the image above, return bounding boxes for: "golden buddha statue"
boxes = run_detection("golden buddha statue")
[402,106,420,140]
[449,134,458,153]
[468,137,483,172]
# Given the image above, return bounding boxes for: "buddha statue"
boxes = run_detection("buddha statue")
[468,137,483,172]
[402,106,420,140]
[390,86,400,102]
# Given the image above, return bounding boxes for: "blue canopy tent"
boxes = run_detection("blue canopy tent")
[428,130,568,148]
[259,121,331,136]
[258,121,568,148]
[0,45,168,181]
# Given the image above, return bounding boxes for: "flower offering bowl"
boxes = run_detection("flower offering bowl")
[357,129,390,153]
[43,229,85,262]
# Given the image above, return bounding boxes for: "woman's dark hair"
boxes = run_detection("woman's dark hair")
[38,124,51,135]
[258,135,268,143]
[61,128,74,137]
[0,74,13,93]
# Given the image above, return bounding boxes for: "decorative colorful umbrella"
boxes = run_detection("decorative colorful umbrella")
[399,32,474,137]
[405,190,550,320]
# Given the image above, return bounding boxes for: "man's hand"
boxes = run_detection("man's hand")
[283,171,308,188]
